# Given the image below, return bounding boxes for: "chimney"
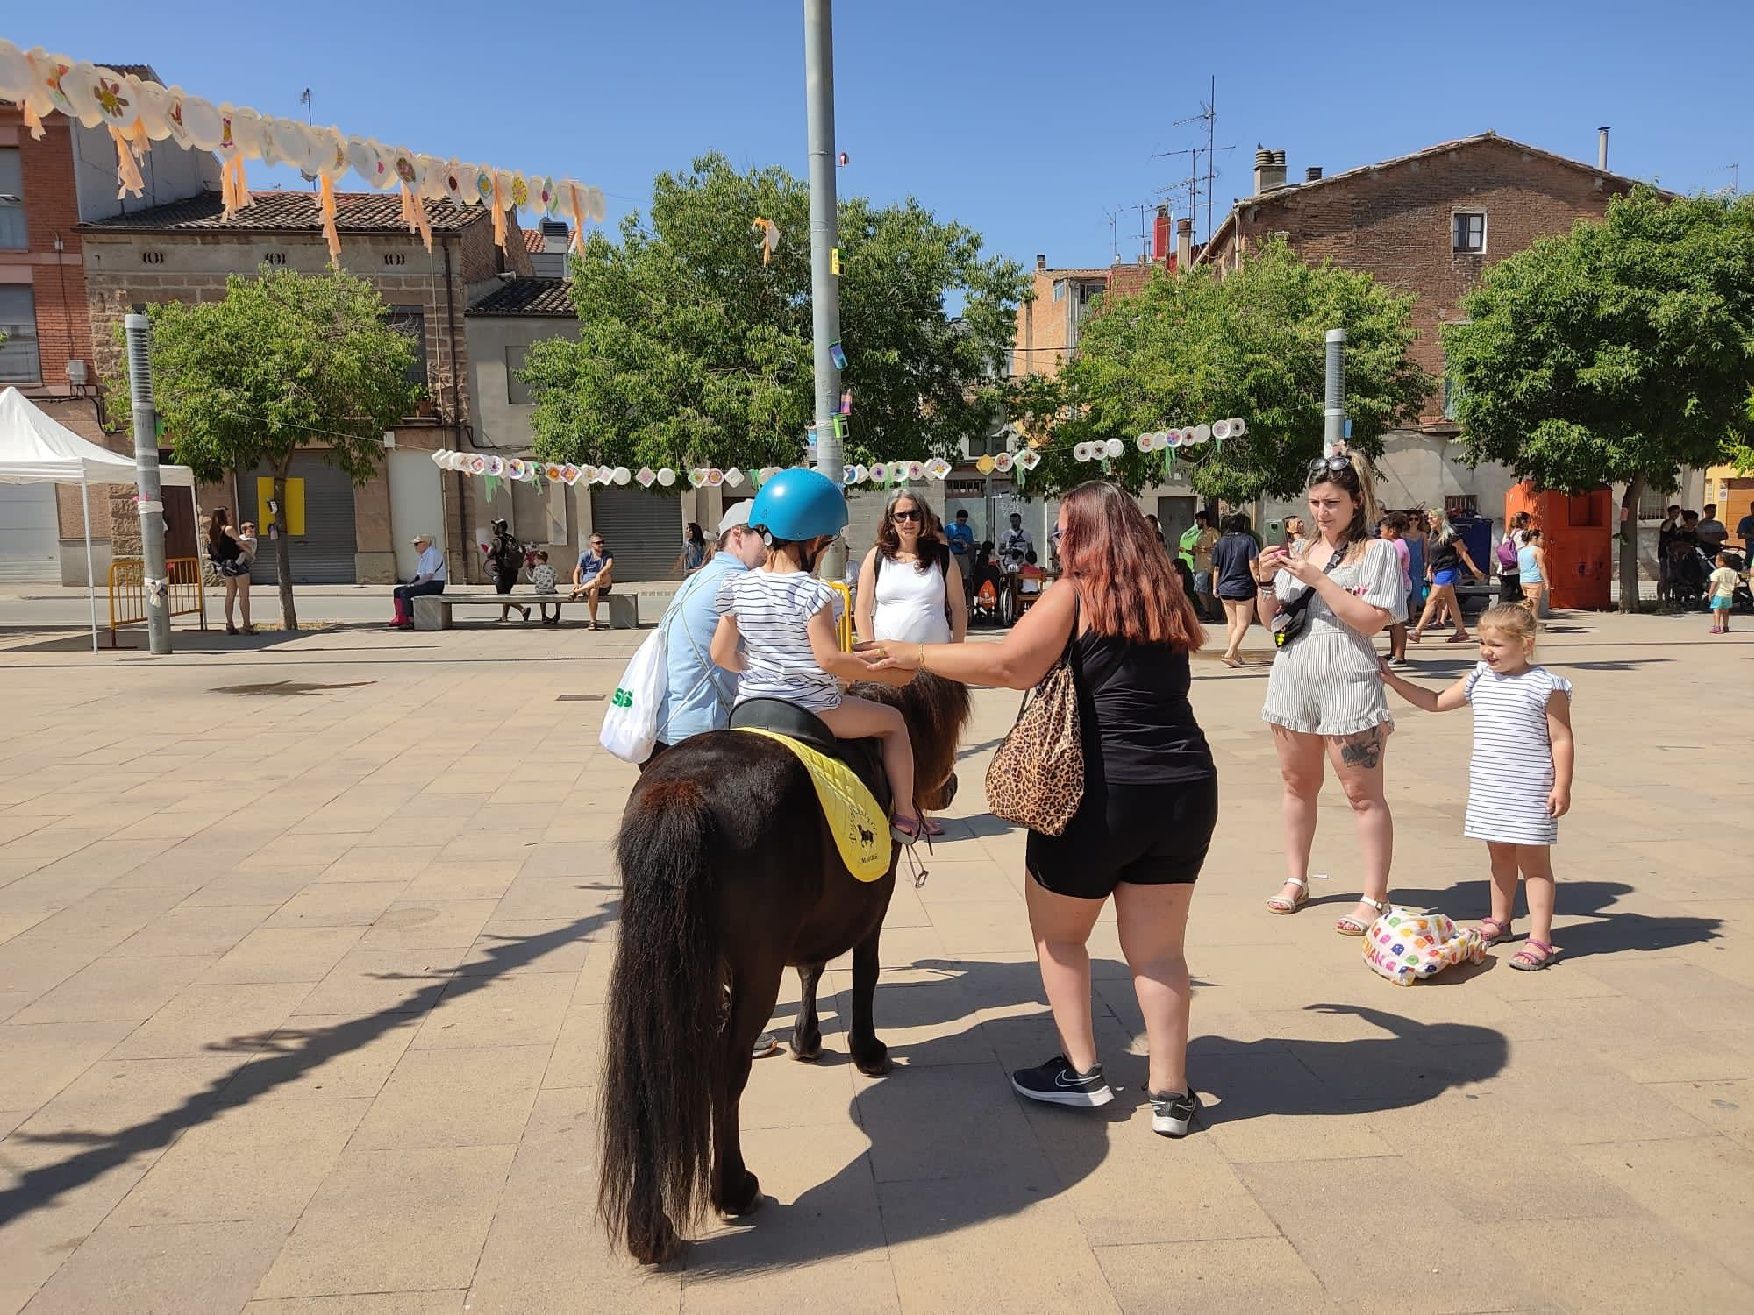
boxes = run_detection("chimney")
[1152,205,1171,264]
[1597,126,1610,171]
[1035,253,1047,271]
[1253,147,1287,195]
[1175,217,1193,269]
[1305,166,1323,182]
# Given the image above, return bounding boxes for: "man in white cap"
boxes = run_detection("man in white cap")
[393,533,448,629]
[646,502,767,762]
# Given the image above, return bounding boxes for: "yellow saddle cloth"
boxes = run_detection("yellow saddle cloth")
[737,728,892,882]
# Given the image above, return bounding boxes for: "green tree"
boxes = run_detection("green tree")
[522,153,1027,471]
[1444,189,1754,610]
[144,268,419,628]
[1030,239,1428,504]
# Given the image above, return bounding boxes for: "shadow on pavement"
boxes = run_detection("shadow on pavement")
[0,905,617,1229]
[682,968,1506,1278]
[1387,879,1720,961]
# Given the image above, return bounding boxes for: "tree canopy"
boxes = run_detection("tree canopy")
[1443,188,1754,607]
[1023,239,1429,504]
[147,267,419,627]
[521,153,1028,471]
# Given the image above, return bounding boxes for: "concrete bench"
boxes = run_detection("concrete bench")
[412,592,641,631]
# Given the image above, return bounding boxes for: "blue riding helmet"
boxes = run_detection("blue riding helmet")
[747,467,848,542]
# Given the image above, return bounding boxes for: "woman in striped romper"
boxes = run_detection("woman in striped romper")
[1258,453,1405,935]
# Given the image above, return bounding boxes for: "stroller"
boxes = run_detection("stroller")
[1667,540,1713,610]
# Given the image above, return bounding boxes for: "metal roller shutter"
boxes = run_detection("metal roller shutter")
[590,487,682,582]
[239,454,359,584]
[0,483,59,583]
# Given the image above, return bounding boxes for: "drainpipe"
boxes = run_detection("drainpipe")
[1597,126,1610,171]
[442,236,473,581]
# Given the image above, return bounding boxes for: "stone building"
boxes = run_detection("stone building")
[80,189,533,585]
[0,69,217,583]
[1192,132,1689,533]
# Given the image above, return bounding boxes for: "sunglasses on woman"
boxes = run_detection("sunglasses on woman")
[891,509,921,522]
[1307,454,1354,479]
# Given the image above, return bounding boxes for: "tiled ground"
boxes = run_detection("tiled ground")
[0,611,1750,1312]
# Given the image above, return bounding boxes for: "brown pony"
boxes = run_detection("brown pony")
[598,673,970,1264]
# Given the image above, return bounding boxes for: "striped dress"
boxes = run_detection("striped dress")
[715,569,844,713]
[1261,538,1403,737]
[1463,662,1573,845]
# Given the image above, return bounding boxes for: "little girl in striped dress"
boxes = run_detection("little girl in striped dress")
[1378,605,1575,970]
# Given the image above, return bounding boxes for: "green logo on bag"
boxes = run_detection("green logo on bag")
[612,687,633,709]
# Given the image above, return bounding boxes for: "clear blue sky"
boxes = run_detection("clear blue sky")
[17,0,1754,272]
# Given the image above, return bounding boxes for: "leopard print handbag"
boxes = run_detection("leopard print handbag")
[984,627,1084,836]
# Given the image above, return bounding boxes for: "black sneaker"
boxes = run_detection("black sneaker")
[1010,1055,1114,1108]
[1148,1089,1200,1138]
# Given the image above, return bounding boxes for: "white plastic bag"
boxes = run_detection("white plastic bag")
[599,627,667,763]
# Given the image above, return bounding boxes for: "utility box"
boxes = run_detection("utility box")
[1506,483,1613,610]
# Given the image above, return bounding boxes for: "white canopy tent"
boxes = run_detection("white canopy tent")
[0,387,196,652]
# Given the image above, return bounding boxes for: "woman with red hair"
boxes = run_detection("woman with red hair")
[866,481,1214,1138]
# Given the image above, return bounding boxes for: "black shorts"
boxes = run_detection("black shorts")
[1026,774,1217,900]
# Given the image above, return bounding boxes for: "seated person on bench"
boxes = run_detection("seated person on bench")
[709,468,923,845]
[570,534,614,630]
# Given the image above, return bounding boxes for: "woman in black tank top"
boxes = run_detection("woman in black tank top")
[865,481,1215,1138]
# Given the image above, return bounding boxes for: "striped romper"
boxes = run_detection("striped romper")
[1261,538,1403,737]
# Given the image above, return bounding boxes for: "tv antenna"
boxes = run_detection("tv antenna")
[1166,76,1234,241]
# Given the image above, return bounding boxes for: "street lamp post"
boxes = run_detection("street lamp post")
[125,312,173,655]
[804,0,845,580]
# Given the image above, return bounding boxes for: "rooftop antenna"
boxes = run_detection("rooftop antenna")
[1103,206,1122,263]
[1169,76,1234,241]
[298,89,316,188]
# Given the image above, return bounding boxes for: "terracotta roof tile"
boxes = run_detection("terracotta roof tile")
[81,189,489,234]
[470,278,572,317]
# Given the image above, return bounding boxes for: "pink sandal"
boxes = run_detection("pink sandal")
[1509,940,1558,971]
[1477,917,1513,946]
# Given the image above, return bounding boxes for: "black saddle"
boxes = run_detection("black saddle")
[728,699,891,814]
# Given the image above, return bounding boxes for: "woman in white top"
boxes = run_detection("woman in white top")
[855,491,967,646]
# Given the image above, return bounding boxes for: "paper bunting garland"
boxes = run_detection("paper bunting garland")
[752,217,780,265]
[0,39,605,262]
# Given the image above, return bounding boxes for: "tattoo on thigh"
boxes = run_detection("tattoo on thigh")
[1339,727,1384,770]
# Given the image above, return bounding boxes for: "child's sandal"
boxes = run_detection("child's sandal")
[1509,939,1558,971]
[1477,916,1513,946]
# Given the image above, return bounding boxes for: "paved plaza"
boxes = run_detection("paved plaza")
[0,607,1750,1312]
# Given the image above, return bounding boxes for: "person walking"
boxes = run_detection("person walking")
[207,508,255,635]
[855,491,967,648]
[1380,513,1413,667]
[946,508,976,597]
[483,519,530,623]
[1257,453,1403,936]
[392,533,447,629]
[1210,513,1259,668]
[1379,605,1574,970]
[1708,551,1740,634]
[866,481,1215,1138]
[1410,516,1483,645]
[1518,528,1550,628]
[1496,512,1532,604]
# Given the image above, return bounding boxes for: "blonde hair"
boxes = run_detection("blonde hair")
[1477,603,1537,649]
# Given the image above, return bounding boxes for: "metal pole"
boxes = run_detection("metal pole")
[125,312,172,654]
[1323,327,1346,458]
[804,0,845,581]
[80,475,97,653]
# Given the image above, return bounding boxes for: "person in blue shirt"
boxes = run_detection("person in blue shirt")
[569,534,614,630]
[646,502,768,762]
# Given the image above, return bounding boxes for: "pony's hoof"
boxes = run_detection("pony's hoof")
[791,1031,822,1063]
[853,1040,891,1077]
[628,1216,681,1266]
[715,1170,762,1219]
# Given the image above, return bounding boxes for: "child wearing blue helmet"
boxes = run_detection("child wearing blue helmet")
[710,467,923,843]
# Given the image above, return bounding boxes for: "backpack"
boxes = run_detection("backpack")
[1495,536,1518,569]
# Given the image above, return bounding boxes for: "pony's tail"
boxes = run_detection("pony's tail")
[599,777,722,1264]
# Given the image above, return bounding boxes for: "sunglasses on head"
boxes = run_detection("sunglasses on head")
[1307,454,1354,479]
[891,508,921,522]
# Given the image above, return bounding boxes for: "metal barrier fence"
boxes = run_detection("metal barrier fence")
[826,580,854,651]
[108,557,206,645]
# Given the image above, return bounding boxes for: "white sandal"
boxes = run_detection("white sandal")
[1336,895,1388,936]
[1266,877,1308,914]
